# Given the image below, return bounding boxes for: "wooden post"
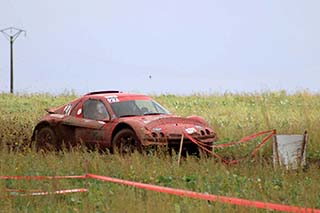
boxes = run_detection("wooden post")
[273,134,280,168]
[177,133,184,166]
[300,130,308,166]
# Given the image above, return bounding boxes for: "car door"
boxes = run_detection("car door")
[72,98,111,149]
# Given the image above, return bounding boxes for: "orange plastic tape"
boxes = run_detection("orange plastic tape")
[184,129,277,164]
[7,188,88,196]
[184,132,228,163]
[0,175,86,180]
[213,129,276,149]
[87,173,320,213]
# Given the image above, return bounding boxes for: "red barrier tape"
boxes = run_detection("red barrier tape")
[1,173,319,212]
[6,188,88,196]
[184,129,277,164]
[213,129,276,148]
[0,175,86,180]
[86,173,320,213]
[1,175,87,196]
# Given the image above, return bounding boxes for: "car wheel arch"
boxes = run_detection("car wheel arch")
[187,115,208,125]
[111,123,136,142]
[32,121,51,141]
[32,121,61,141]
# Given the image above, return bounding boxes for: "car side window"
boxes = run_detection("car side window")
[83,99,110,121]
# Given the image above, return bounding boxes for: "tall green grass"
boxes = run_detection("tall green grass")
[0,91,319,212]
[0,150,319,211]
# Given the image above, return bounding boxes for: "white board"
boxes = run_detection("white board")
[273,134,307,170]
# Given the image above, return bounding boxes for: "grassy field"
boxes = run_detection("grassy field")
[0,91,320,212]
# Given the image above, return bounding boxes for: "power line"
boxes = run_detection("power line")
[0,27,26,93]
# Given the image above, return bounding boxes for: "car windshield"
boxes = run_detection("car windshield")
[110,99,170,118]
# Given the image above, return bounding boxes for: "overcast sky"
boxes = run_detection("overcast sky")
[0,0,319,95]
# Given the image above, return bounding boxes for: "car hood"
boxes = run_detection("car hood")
[119,114,214,135]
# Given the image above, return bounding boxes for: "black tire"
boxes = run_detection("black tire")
[112,129,142,155]
[35,127,58,152]
[197,147,212,158]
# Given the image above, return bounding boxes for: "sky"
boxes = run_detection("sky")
[0,0,319,95]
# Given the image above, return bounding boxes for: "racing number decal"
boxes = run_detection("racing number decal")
[63,104,72,115]
[77,108,82,115]
[106,96,119,103]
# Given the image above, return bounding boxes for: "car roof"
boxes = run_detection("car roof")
[83,91,151,100]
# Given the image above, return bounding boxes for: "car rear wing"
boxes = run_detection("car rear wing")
[45,107,57,114]
[85,91,122,95]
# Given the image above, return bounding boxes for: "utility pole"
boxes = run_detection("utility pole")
[0,27,26,93]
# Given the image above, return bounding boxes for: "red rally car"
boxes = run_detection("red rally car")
[32,91,218,154]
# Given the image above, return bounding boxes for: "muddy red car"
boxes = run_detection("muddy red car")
[32,91,217,154]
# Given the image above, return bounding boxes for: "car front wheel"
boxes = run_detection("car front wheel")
[112,129,142,155]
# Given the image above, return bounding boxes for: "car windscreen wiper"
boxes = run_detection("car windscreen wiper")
[143,112,163,116]
[119,114,139,118]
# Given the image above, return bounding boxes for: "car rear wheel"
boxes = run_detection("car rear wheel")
[112,129,142,155]
[35,127,58,152]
